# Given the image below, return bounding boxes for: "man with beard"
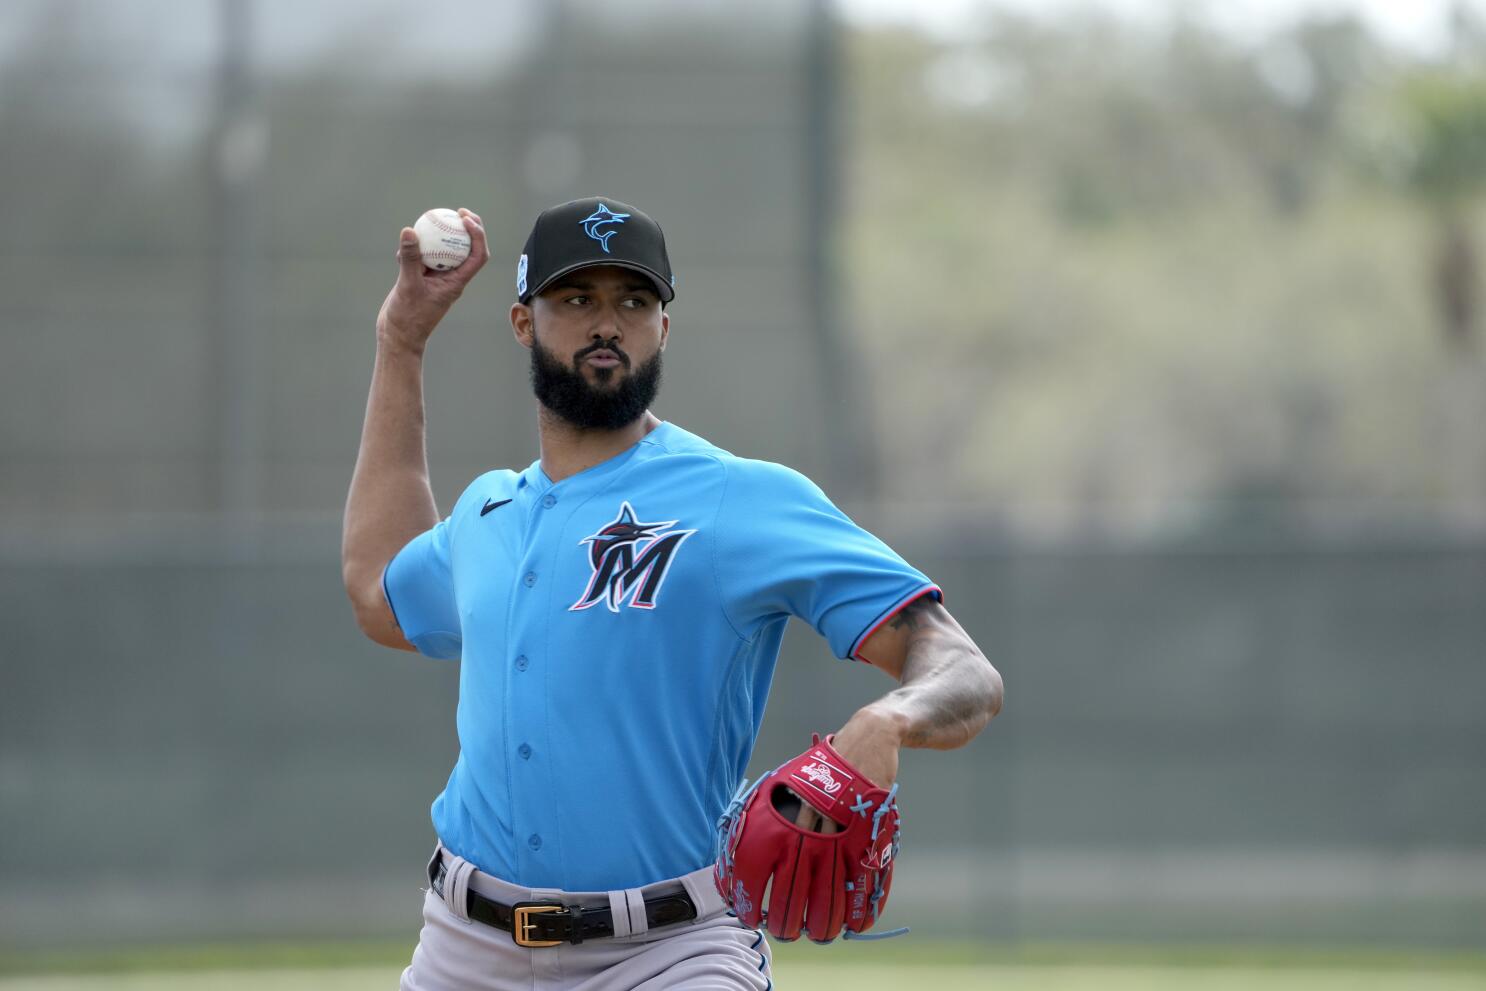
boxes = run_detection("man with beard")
[341,197,1002,990]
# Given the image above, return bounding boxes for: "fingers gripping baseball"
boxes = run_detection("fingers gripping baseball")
[377,208,489,352]
[394,227,425,278]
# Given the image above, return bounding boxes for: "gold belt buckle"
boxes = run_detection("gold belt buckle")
[512,903,565,948]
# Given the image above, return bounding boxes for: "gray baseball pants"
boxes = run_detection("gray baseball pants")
[400,846,774,990]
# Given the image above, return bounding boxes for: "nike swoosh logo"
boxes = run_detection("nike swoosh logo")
[480,498,512,516]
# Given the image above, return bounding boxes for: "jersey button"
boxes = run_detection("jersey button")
[528,834,542,851]
[518,743,532,760]
[523,572,537,587]
[515,655,529,671]
[542,494,557,509]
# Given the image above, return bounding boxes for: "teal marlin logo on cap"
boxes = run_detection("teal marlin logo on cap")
[580,203,630,254]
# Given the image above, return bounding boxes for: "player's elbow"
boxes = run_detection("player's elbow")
[353,597,414,652]
[982,657,1004,720]
[956,641,1003,736]
[932,652,1002,751]
[949,628,1002,724]
[342,558,412,651]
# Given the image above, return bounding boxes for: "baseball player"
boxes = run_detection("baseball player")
[341,197,1003,990]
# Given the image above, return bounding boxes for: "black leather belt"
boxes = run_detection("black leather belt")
[428,850,698,947]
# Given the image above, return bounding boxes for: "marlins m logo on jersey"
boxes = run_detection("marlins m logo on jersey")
[570,502,696,612]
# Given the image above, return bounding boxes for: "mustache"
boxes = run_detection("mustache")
[575,340,631,367]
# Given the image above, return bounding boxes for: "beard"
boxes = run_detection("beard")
[528,332,663,431]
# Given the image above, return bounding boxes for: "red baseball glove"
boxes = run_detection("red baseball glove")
[713,734,903,943]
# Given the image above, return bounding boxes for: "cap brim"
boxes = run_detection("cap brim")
[523,259,675,304]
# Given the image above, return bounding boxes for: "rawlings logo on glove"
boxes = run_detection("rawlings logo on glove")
[713,734,904,943]
[794,759,846,797]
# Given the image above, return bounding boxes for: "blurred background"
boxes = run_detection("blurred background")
[2,0,1483,984]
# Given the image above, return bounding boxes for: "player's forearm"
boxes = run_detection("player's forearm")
[863,626,1003,752]
[833,598,1003,786]
[341,338,439,628]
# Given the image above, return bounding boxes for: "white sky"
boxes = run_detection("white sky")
[837,0,1485,53]
[4,2,1482,70]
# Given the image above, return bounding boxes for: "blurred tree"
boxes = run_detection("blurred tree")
[844,12,1485,533]
[1394,71,1486,350]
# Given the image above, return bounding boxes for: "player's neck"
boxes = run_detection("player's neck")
[536,408,662,483]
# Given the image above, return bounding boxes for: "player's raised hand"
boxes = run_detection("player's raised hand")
[376,207,490,354]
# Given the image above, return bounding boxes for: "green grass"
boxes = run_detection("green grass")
[2,942,1483,990]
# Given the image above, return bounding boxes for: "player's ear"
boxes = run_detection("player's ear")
[510,302,534,348]
[659,310,670,351]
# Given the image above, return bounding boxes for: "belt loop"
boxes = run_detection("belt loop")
[607,889,633,939]
[623,887,649,938]
[681,866,726,919]
[441,852,476,924]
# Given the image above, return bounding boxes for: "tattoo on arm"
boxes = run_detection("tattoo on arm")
[887,595,932,634]
[881,598,1001,749]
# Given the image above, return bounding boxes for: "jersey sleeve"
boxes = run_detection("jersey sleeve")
[382,517,462,660]
[714,460,940,660]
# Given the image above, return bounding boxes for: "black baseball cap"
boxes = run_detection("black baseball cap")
[516,196,676,305]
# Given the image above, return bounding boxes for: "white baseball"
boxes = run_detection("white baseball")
[413,208,472,271]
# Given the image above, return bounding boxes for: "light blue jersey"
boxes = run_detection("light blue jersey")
[382,421,938,892]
